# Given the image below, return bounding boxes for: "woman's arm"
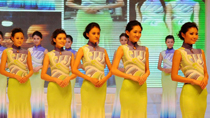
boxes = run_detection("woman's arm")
[193,2,199,27]
[113,51,124,72]
[72,48,99,85]
[201,50,208,89]
[111,46,139,82]
[0,50,23,82]
[41,54,62,85]
[171,50,202,87]
[139,47,150,85]
[157,52,164,71]
[97,49,112,87]
[66,0,124,11]
[22,51,34,82]
[61,53,77,87]
[165,3,173,34]
[135,2,142,22]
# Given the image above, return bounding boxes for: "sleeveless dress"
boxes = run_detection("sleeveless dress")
[5,45,32,118]
[80,43,106,118]
[46,48,73,118]
[120,43,147,118]
[0,45,7,118]
[177,43,207,118]
[112,58,124,118]
[65,47,77,118]
[160,49,177,118]
[139,0,168,84]
[170,0,197,49]
[28,45,46,118]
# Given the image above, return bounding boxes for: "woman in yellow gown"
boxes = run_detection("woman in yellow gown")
[72,22,112,118]
[41,29,77,118]
[111,20,150,118]
[0,28,34,118]
[171,22,208,118]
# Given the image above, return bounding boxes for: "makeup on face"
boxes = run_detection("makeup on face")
[120,36,128,45]
[33,35,42,46]
[12,32,24,47]
[165,38,174,49]
[126,25,142,43]
[182,27,198,45]
[54,33,66,49]
[87,27,100,44]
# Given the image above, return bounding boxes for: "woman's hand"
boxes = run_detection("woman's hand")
[15,75,24,83]
[200,77,208,89]
[89,78,99,86]
[131,76,140,83]
[139,75,147,85]
[55,79,63,87]
[191,79,202,88]
[82,6,98,14]
[33,66,41,73]
[60,77,71,88]
[96,78,106,87]
[163,68,171,74]
[22,76,29,83]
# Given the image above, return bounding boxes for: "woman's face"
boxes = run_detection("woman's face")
[182,27,198,44]
[126,25,142,43]
[12,32,24,47]
[165,38,174,49]
[120,36,128,45]
[86,27,100,44]
[33,35,42,46]
[65,38,72,49]
[53,33,66,48]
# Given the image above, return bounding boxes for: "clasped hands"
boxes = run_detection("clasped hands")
[89,78,106,87]
[82,6,104,14]
[55,77,72,88]
[15,75,29,83]
[191,77,208,90]
[131,75,147,85]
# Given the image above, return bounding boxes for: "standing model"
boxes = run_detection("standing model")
[158,35,177,118]
[171,22,208,118]
[0,28,34,118]
[111,20,150,118]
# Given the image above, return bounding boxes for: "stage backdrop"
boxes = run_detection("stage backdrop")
[0,0,206,88]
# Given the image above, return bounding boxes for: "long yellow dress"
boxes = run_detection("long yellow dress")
[47,49,73,118]
[120,43,147,118]
[178,44,207,118]
[5,45,32,118]
[0,45,7,118]
[80,44,106,118]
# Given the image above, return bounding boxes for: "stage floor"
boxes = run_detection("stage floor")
[6,88,210,118]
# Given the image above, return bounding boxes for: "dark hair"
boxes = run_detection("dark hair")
[10,28,24,40]
[119,33,129,39]
[66,35,73,42]
[178,22,198,40]
[32,31,42,39]
[125,20,143,32]
[0,31,3,38]
[83,22,101,39]
[51,29,66,45]
[165,35,175,42]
